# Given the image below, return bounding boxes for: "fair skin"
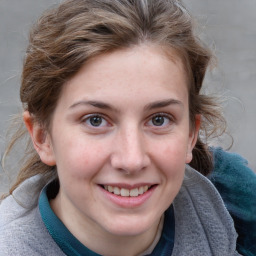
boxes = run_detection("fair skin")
[24,45,200,256]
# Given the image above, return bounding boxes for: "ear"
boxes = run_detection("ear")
[23,111,56,166]
[186,114,201,163]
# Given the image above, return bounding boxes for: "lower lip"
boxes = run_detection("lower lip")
[99,186,157,208]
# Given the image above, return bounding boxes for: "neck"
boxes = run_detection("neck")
[88,223,160,256]
[51,194,161,256]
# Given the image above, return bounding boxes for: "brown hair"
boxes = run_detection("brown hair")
[3,0,226,195]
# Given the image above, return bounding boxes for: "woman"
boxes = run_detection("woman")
[0,0,255,255]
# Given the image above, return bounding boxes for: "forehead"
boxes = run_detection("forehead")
[81,44,187,82]
[59,44,189,109]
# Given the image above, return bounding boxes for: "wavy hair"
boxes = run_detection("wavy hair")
[2,0,226,196]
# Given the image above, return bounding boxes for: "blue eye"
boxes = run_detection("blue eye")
[148,114,172,127]
[84,115,108,127]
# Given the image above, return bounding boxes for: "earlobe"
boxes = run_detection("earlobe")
[186,115,201,163]
[23,111,56,166]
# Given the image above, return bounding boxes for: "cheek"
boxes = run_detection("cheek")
[150,136,188,184]
[152,143,186,207]
[154,136,189,166]
[162,147,186,174]
[55,136,108,180]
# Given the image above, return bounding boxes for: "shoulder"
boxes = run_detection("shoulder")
[209,147,256,206]
[0,203,64,255]
[172,166,239,256]
[0,175,45,230]
[208,147,256,256]
[0,176,64,256]
[210,147,255,180]
[0,204,40,255]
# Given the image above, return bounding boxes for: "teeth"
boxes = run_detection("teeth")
[113,187,120,195]
[138,187,144,195]
[130,188,139,197]
[104,185,151,197]
[121,188,129,197]
[144,185,149,193]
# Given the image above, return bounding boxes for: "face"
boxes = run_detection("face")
[33,45,198,243]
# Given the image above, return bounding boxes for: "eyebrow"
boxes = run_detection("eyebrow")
[69,98,183,112]
[144,99,183,111]
[69,100,118,112]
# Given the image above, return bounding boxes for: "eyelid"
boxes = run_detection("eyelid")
[150,112,174,119]
[149,112,175,121]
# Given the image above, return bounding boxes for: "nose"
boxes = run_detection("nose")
[110,127,150,174]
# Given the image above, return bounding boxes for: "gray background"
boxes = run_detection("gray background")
[0,0,255,193]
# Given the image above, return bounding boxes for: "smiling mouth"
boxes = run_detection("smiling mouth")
[101,185,155,197]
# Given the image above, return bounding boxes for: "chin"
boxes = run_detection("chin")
[103,215,158,237]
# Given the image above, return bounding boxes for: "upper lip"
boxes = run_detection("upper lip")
[99,183,157,189]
